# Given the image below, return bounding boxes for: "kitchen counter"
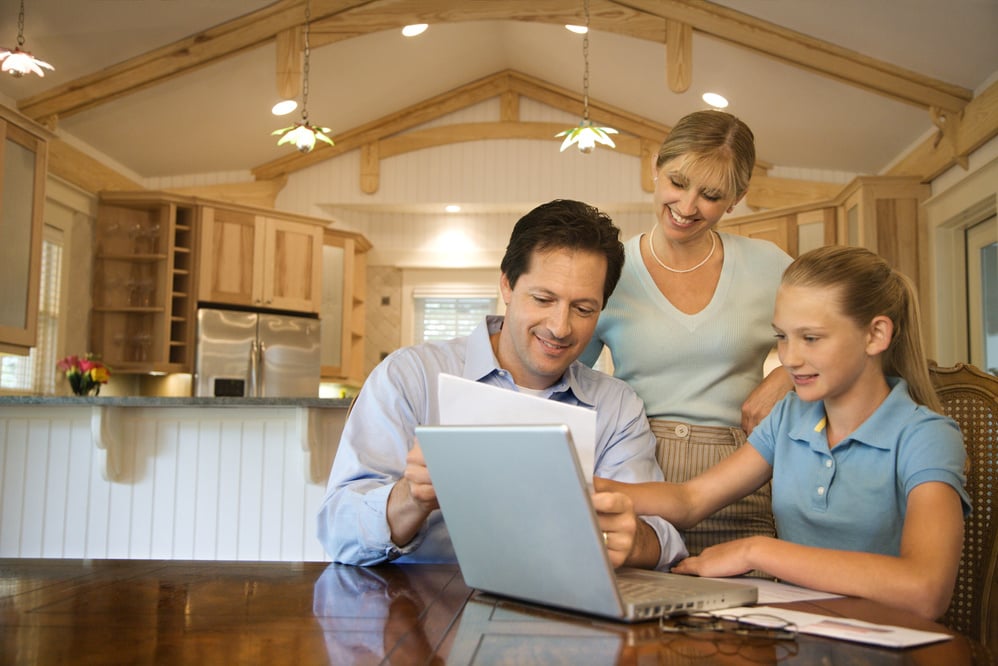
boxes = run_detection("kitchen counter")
[0,395,353,408]
[0,396,352,561]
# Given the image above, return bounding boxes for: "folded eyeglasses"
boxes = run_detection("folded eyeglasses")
[660,611,799,641]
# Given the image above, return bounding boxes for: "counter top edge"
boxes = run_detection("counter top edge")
[0,396,353,408]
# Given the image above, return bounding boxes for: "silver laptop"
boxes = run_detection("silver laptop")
[416,424,758,622]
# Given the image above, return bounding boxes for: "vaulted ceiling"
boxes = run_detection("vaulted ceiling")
[0,0,995,206]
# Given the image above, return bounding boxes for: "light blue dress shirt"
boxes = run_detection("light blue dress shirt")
[748,377,971,555]
[317,315,688,568]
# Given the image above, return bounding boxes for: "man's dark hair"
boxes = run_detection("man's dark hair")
[499,199,624,309]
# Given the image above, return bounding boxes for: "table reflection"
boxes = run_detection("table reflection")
[313,563,452,665]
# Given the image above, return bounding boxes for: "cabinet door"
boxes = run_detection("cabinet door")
[0,120,46,351]
[260,218,322,313]
[734,216,795,256]
[198,207,259,307]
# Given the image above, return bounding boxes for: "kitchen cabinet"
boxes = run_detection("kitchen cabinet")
[198,206,323,314]
[0,107,49,354]
[91,192,198,373]
[321,230,371,384]
[720,176,926,284]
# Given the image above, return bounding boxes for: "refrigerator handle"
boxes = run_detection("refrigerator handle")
[249,339,259,397]
[257,340,267,397]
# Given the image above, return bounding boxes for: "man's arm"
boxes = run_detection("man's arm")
[386,441,438,547]
[591,491,661,568]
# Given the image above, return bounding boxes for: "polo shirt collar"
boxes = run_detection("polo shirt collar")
[788,376,915,452]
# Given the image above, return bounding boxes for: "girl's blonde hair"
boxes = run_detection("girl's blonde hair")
[656,110,756,201]
[782,245,941,412]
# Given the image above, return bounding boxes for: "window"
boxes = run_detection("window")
[414,295,496,343]
[0,225,63,394]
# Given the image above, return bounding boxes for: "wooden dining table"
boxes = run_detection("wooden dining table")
[0,558,990,665]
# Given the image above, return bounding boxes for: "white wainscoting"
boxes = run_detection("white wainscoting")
[0,405,346,561]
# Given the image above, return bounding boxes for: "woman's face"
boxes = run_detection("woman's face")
[653,158,741,242]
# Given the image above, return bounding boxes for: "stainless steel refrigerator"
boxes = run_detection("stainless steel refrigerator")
[194,308,320,397]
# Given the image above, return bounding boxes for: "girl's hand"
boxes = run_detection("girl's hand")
[670,537,767,577]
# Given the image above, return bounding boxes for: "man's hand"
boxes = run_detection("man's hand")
[386,439,438,547]
[402,440,439,512]
[591,490,660,569]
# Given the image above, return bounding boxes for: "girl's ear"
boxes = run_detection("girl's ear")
[866,315,894,356]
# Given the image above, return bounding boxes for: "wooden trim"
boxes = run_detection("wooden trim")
[13,0,972,124]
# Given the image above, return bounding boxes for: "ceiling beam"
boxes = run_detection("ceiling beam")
[13,0,972,124]
[613,0,971,113]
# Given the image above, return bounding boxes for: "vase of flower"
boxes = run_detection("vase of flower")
[57,354,111,396]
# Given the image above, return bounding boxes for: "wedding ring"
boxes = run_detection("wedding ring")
[602,531,609,546]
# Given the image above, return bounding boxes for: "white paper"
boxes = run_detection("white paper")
[720,605,953,649]
[436,374,597,478]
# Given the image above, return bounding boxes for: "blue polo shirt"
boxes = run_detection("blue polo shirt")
[748,377,970,556]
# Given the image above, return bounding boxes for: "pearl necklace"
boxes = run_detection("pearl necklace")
[647,225,717,274]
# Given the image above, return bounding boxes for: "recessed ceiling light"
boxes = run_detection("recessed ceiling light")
[271,99,298,116]
[402,24,428,37]
[702,92,729,109]
[565,24,587,34]
[445,204,461,213]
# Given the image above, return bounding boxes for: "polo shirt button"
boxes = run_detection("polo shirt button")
[817,486,826,496]
[825,460,832,468]
[675,424,690,437]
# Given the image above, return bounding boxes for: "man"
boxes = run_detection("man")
[318,199,687,569]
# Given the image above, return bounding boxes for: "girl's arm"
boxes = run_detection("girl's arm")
[672,481,964,619]
[594,444,773,529]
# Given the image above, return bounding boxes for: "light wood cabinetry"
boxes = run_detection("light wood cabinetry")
[721,176,927,283]
[91,193,198,373]
[198,207,323,314]
[92,191,371,378]
[0,108,49,354]
[321,230,371,384]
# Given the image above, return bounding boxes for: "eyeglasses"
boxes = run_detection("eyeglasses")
[660,611,799,641]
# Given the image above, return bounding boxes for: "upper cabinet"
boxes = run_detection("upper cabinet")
[721,176,928,286]
[0,108,49,354]
[199,206,323,314]
[91,192,198,373]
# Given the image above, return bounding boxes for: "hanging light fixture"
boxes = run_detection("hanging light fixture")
[272,0,333,153]
[0,0,53,78]
[555,0,617,153]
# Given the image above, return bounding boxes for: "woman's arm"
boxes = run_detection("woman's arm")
[740,365,794,434]
[595,444,773,529]
[672,481,964,619]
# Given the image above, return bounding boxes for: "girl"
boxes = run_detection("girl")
[597,245,970,619]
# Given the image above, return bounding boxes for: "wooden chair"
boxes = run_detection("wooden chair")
[929,362,998,654]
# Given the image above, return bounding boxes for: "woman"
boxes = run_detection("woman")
[597,246,969,619]
[581,110,794,555]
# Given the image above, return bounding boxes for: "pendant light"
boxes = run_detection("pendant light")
[555,0,617,153]
[0,0,53,78]
[272,0,333,153]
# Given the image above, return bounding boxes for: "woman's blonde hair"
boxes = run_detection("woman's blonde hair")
[781,245,941,412]
[656,110,756,200]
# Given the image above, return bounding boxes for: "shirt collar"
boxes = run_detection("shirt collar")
[462,315,591,406]
[789,376,916,451]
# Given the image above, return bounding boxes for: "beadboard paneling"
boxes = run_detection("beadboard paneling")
[0,406,333,561]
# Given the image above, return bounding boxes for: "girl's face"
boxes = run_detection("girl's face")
[652,158,740,242]
[772,284,889,407]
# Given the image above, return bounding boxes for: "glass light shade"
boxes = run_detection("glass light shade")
[702,92,729,108]
[555,121,618,153]
[272,122,335,153]
[0,47,53,77]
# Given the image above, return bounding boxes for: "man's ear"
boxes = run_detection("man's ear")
[499,272,512,305]
[866,315,894,356]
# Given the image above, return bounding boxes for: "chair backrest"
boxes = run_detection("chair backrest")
[930,362,998,652]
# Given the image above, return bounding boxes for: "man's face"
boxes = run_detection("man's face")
[496,247,607,390]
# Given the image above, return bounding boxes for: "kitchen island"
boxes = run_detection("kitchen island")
[0,396,351,562]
